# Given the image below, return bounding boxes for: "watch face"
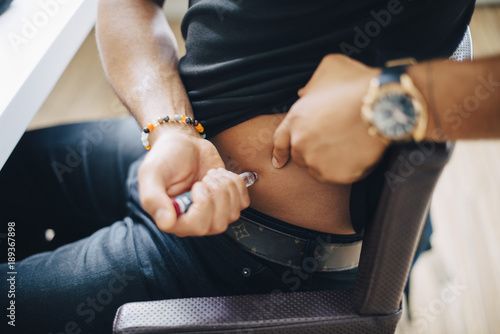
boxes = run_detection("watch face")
[372,92,417,140]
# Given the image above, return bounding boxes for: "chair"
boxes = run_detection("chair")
[112,142,452,334]
[113,29,472,334]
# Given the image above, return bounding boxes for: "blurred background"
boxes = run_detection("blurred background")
[6,0,500,333]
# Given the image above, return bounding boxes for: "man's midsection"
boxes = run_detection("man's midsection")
[210,113,354,234]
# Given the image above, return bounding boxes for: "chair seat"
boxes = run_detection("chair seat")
[113,289,401,334]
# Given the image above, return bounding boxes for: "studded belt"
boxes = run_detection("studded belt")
[224,214,362,272]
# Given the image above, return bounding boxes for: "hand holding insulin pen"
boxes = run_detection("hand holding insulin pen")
[171,171,259,217]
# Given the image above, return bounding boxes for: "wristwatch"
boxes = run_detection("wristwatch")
[361,58,428,142]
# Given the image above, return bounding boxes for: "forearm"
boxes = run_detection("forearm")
[409,56,500,141]
[96,0,193,132]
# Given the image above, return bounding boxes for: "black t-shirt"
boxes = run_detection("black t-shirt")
[179,0,475,138]
[178,0,475,232]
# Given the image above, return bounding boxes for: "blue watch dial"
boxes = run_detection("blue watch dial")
[372,92,417,139]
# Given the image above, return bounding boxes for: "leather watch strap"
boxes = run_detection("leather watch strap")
[378,65,409,85]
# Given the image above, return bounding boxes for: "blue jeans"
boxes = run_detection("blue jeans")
[0,118,359,333]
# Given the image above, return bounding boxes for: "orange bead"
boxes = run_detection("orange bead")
[195,124,204,132]
[147,124,154,131]
[145,145,151,150]
[180,115,186,122]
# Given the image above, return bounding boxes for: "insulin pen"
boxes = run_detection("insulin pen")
[171,171,259,217]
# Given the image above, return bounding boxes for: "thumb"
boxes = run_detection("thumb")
[152,201,177,232]
[141,181,178,232]
[272,119,292,168]
[138,160,178,232]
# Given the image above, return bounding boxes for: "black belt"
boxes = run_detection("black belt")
[225,214,362,272]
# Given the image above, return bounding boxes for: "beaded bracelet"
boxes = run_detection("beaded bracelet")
[141,114,206,150]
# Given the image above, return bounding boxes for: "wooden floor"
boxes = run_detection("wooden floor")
[29,5,500,334]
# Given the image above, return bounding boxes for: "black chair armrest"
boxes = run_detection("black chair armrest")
[113,290,401,334]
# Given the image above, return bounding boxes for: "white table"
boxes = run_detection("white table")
[0,0,98,170]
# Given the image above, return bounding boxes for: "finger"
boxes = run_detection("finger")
[215,169,249,221]
[200,171,241,234]
[290,144,307,168]
[307,165,327,183]
[174,181,214,237]
[222,169,250,210]
[174,170,235,237]
[204,170,235,234]
[330,166,364,184]
[272,119,292,168]
[177,169,247,236]
[360,164,376,180]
